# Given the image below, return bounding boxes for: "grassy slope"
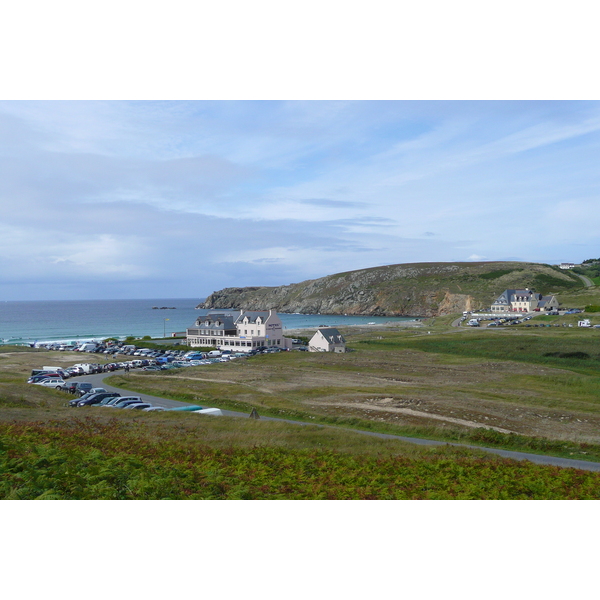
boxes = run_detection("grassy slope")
[203,261,587,316]
[3,331,600,498]
[103,331,600,464]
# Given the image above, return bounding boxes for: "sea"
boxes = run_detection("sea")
[0,298,418,346]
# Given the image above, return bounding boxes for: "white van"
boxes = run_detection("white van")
[78,343,97,352]
[207,350,222,357]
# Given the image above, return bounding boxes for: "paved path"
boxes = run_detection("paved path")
[72,372,600,473]
[575,273,594,288]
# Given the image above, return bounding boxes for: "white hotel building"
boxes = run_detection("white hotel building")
[186,309,292,351]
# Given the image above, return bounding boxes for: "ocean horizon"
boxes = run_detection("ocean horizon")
[0,298,417,345]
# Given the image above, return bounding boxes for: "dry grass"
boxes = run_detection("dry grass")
[99,341,600,444]
[5,326,600,449]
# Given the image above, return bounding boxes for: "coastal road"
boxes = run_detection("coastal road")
[73,372,600,473]
[575,273,594,287]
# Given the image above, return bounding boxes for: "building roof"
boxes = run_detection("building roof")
[193,312,238,331]
[235,310,271,324]
[493,289,542,304]
[492,289,557,310]
[538,295,556,307]
[316,327,345,344]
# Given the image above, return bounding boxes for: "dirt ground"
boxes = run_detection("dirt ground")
[154,342,600,443]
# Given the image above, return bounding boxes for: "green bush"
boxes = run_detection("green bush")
[3,420,600,499]
[479,269,518,280]
[532,274,580,293]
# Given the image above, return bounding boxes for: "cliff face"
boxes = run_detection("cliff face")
[199,261,582,317]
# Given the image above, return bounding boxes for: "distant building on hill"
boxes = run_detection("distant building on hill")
[491,289,559,313]
[186,309,292,351]
[309,327,346,353]
[559,263,576,269]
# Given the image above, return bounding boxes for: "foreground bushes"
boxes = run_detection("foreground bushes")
[2,419,600,499]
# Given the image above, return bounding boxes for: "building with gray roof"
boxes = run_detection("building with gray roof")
[186,309,291,351]
[308,327,346,353]
[491,289,559,313]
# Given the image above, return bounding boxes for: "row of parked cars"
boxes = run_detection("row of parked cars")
[67,390,164,411]
[26,342,287,397]
[487,316,533,327]
[67,390,223,415]
[25,354,234,392]
[25,353,231,414]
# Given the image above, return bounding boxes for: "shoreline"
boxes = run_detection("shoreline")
[5,320,426,348]
[283,320,424,336]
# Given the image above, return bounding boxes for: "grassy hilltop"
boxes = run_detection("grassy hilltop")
[200,261,584,317]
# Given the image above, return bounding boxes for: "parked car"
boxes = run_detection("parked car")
[29,371,62,379]
[62,381,80,393]
[99,397,127,407]
[33,378,65,389]
[93,394,124,407]
[76,383,94,396]
[105,397,144,408]
[27,374,55,384]
[88,387,107,395]
[78,392,121,407]
[124,403,153,410]
[76,389,106,402]
[111,398,145,409]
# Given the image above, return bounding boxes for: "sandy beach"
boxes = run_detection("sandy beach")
[284,319,425,337]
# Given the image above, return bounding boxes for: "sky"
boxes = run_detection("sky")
[1,100,600,300]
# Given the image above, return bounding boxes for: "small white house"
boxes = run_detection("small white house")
[309,327,346,353]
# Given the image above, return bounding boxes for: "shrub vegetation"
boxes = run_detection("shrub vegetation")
[2,419,600,499]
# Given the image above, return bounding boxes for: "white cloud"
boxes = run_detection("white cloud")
[1,100,600,299]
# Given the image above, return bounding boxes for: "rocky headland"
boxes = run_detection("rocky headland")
[198,261,582,318]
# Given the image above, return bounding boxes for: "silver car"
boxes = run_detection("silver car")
[34,378,65,389]
[124,403,153,410]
